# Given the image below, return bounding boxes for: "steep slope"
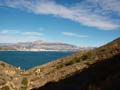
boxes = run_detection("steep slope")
[31,37,120,90]
[32,55,120,90]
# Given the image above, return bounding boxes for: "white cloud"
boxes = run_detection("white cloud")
[22,31,43,36]
[1,0,120,30]
[0,30,19,34]
[62,32,88,38]
[0,30,43,36]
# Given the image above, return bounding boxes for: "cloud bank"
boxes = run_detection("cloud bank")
[0,30,43,43]
[0,0,120,30]
[0,30,43,36]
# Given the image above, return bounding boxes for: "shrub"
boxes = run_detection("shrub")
[1,86,10,90]
[80,54,88,60]
[0,63,5,67]
[74,57,81,63]
[56,64,64,69]
[22,78,28,85]
[65,60,75,66]
[21,77,28,90]
[80,51,96,61]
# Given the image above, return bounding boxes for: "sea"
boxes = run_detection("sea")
[0,51,75,70]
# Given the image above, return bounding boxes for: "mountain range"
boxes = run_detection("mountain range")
[0,40,88,51]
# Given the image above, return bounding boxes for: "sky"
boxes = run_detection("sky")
[0,0,120,47]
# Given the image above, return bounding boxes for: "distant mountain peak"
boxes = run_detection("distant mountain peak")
[33,40,45,43]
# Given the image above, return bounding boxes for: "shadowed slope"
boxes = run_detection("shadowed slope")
[32,54,120,90]
[32,37,120,90]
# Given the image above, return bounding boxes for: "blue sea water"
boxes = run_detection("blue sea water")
[0,51,75,70]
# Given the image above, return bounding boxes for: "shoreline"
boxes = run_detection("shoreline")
[0,50,79,52]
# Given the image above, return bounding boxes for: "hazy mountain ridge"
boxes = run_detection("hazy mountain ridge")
[0,41,86,51]
[0,37,120,90]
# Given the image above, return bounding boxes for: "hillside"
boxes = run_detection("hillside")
[31,37,120,90]
[0,37,120,90]
[33,54,120,90]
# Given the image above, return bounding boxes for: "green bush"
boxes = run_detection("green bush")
[65,60,75,66]
[21,77,28,90]
[22,78,28,85]
[80,55,88,60]
[80,51,96,61]
[56,64,64,69]
[21,87,27,90]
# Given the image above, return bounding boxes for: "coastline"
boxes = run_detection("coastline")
[0,49,79,52]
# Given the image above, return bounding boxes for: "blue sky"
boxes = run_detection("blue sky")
[0,0,120,47]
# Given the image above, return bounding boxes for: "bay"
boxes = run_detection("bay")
[0,51,75,70]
